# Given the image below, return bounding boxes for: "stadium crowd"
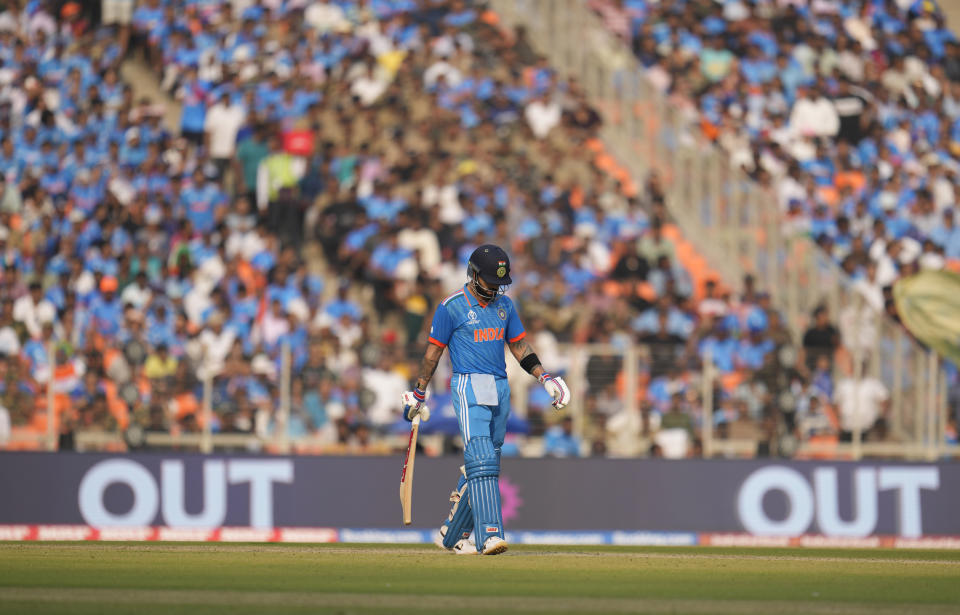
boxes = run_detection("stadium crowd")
[0,0,931,458]
[591,0,960,302]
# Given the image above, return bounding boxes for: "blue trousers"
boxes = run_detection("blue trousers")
[444,373,511,549]
[450,373,511,448]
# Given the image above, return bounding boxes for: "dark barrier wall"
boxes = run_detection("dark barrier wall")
[1,452,958,537]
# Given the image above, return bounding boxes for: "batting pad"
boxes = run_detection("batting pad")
[441,470,473,549]
[464,437,504,548]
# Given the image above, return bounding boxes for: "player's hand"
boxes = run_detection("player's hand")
[539,373,570,410]
[401,388,431,422]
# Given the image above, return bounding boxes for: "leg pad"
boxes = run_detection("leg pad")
[464,437,504,550]
[441,467,472,549]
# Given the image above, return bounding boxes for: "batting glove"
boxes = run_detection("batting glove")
[401,388,431,422]
[539,373,570,410]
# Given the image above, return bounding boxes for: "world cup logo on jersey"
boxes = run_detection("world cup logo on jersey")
[466,309,479,325]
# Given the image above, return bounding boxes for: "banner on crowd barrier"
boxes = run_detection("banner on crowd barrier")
[0,453,958,540]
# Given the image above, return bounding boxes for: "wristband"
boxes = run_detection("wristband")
[519,353,541,375]
[412,387,426,402]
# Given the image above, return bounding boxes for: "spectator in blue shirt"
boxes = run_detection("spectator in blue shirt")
[177,67,209,145]
[89,276,124,339]
[180,168,226,234]
[326,285,363,322]
[736,329,775,371]
[931,209,959,251]
[740,46,776,85]
[698,321,738,373]
[543,416,581,457]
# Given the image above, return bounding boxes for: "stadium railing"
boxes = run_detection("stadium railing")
[4,334,952,459]
[490,0,953,461]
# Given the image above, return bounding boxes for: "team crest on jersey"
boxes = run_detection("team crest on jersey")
[466,309,479,325]
[497,307,506,320]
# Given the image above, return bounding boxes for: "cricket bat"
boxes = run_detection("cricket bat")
[399,415,421,525]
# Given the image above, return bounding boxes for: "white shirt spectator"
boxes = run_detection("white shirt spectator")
[931,173,955,212]
[351,72,388,106]
[532,327,565,373]
[304,0,349,32]
[205,100,246,160]
[888,125,911,156]
[183,283,214,326]
[789,94,840,138]
[904,55,929,84]
[423,60,462,88]
[0,324,19,356]
[525,97,561,139]
[431,31,473,57]
[225,227,263,261]
[26,9,55,37]
[358,21,395,57]
[835,377,888,433]
[258,310,289,349]
[197,252,226,289]
[698,297,729,318]
[776,174,807,213]
[853,274,884,312]
[397,227,441,275]
[843,14,877,50]
[121,281,152,310]
[362,364,407,426]
[919,250,945,271]
[874,252,898,288]
[655,428,689,459]
[810,0,840,14]
[334,317,362,349]
[423,181,463,225]
[837,50,864,81]
[604,410,641,456]
[913,209,939,238]
[0,9,21,33]
[13,294,55,339]
[198,325,236,378]
[839,298,879,354]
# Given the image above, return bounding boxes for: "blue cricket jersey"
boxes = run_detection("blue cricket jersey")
[428,285,525,379]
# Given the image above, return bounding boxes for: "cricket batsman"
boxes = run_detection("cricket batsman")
[401,245,570,555]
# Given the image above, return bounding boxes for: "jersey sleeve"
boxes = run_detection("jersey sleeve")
[428,304,454,348]
[506,301,526,343]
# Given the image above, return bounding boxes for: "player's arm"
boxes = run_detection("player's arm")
[508,334,570,410]
[402,303,453,422]
[508,337,544,380]
[414,342,444,392]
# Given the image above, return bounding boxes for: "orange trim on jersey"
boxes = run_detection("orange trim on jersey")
[427,336,447,348]
[508,331,526,343]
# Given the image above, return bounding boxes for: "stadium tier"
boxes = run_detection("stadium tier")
[0,0,955,460]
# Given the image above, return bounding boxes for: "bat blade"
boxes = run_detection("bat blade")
[399,415,420,525]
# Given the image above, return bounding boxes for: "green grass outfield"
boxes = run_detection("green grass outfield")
[0,543,959,615]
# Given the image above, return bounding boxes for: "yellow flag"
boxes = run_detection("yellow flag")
[893,270,960,364]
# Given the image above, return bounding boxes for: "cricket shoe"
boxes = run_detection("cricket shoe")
[434,527,477,555]
[481,536,508,556]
